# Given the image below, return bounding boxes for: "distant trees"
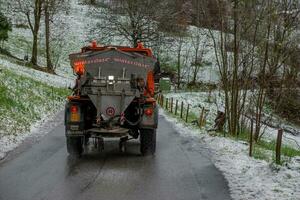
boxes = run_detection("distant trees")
[187,0,230,30]
[90,0,163,48]
[14,0,68,72]
[252,0,300,141]
[0,11,12,46]
[190,29,207,85]
[205,0,300,138]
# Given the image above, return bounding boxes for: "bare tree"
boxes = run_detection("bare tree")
[252,0,300,141]
[44,0,53,71]
[205,0,262,136]
[89,0,163,48]
[43,0,67,72]
[190,29,207,85]
[16,0,44,66]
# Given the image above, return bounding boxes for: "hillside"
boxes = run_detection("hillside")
[0,59,70,159]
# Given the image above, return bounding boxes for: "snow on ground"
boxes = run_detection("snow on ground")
[0,111,64,160]
[1,0,97,78]
[0,60,69,160]
[160,108,300,200]
[0,57,73,88]
[0,0,100,160]
[164,91,300,149]
[2,0,222,83]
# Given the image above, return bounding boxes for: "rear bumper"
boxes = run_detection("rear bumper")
[65,127,130,138]
[86,127,129,138]
[65,130,85,137]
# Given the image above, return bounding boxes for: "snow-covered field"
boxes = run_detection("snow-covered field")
[0,57,73,88]
[1,0,97,78]
[0,61,69,160]
[0,0,89,159]
[164,91,300,149]
[160,109,300,200]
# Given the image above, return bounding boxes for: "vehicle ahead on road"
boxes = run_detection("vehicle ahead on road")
[65,41,159,156]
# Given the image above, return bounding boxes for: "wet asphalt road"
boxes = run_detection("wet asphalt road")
[0,114,231,200]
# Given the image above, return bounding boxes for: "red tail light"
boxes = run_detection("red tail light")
[73,61,85,75]
[70,105,78,113]
[70,105,80,122]
[144,108,153,116]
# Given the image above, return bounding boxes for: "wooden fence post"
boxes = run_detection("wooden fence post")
[249,119,253,157]
[276,129,283,164]
[180,101,184,119]
[175,100,178,115]
[199,107,205,127]
[185,104,190,123]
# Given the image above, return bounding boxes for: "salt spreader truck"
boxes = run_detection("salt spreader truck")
[65,42,159,156]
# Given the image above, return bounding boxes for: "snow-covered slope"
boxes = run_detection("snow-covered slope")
[161,109,300,200]
[1,0,97,77]
[165,92,300,148]
[0,60,69,159]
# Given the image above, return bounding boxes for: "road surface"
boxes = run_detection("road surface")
[0,114,231,200]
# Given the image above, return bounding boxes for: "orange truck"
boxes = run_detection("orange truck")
[65,42,159,156]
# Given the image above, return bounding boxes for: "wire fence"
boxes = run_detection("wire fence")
[156,93,298,164]
[157,94,207,127]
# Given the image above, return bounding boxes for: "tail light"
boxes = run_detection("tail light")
[144,108,153,116]
[74,62,85,75]
[70,105,80,122]
[146,71,154,97]
[70,105,78,113]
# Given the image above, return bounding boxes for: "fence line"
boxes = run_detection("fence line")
[156,93,285,164]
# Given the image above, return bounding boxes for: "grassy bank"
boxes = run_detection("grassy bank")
[0,67,69,138]
[161,92,300,165]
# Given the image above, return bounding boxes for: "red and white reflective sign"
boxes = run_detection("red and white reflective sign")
[106,107,115,117]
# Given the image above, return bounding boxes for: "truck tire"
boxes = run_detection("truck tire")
[66,137,83,156]
[140,129,156,156]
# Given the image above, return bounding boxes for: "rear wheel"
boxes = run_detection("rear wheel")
[140,129,156,156]
[66,136,83,156]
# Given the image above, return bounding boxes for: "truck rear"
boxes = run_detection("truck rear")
[65,42,159,156]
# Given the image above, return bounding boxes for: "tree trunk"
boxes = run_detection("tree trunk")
[30,0,43,66]
[230,0,240,136]
[192,40,199,84]
[254,18,271,142]
[44,1,53,72]
[177,41,182,89]
[31,29,39,65]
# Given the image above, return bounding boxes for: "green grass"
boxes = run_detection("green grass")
[235,126,300,163]
[253,147,271,162]
[0,84,19,109]
[257,140,300,158]
[0,68,69,137]
[160,98,199,125]
[159,97,300,165]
